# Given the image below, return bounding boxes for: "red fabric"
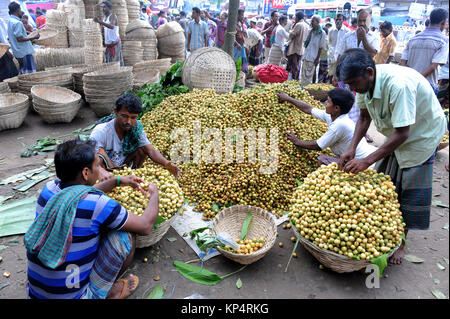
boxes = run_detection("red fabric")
[256,64,288,84]
[36,15,46,28]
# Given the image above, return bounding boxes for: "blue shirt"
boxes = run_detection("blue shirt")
[7,15,35,58]
[187,19,208,51]
[27,180,129,299]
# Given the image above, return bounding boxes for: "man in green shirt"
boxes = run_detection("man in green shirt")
[336,48,447,264]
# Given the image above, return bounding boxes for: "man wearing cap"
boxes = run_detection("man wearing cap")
[93,1,124,66]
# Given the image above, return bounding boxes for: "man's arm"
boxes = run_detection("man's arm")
[287,131,321,151]
[94,14,117,30]
[421,63,441,79]
[278,92,313,114]
[187,32,191,51]
[142,144,180,178]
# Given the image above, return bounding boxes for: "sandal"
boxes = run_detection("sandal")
[117,274,139,299]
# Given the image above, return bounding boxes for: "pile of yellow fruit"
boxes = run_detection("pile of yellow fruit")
[140,81,332,220]
[289,163,405,260]
[224,237,265,255]
[442,133,449,143]
[304,83,335,91]
[108,162,184,220]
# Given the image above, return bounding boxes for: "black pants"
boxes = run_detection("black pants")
[0,54,19,82]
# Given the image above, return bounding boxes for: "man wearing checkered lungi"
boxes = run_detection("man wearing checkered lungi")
[337,49,447,265]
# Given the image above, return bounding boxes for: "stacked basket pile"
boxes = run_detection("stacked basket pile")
[17,69,74,97]
[157,21,185,63]
[45,9,69,48]
[64,0,86,48]
[83,19,104,65]
[122,40,144,66]
[132,69,159,89]
[31,85,82,124]
[0,82,11,94]
[0,93,30,131]
[133,58,171,77]
[31,29,59,48]
[182,47,236,93]
[3,77,19,93]
[126,0,140,21]
[72,62,120,96]
[125,20,158,61]
[83,66,133,117]
[34,48,85,71]
[83,0,101,19]
[111,0,129,40]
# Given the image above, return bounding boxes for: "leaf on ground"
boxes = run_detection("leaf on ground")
[437,263,446,271]
[432,200,449,208]
[443,257,449,265]
[433,193,441,197]
[167,237,177,243]
[431,289,447,299]
[404,254,425,264]
[173,260,222,286]
[236,278,242,289]
[434,278,440,285]
[146,283,164,299]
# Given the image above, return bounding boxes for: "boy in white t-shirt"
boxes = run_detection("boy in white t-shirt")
[278,88,377,167]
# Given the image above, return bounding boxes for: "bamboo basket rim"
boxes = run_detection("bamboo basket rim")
[211,205,277,265]
[136,212,179,248]
[31,85,81,105]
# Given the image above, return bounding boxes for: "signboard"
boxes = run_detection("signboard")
[408,3,426,20]
[264,0,271,14]
[271,0,285,10]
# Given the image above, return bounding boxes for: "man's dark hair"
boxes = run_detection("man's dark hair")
[42,9,46,13]
[271,11,278,18]
[141,7,146,13]
[22,14,28,20]
[115,93,143,114]
[192,7,200,15]
[325,22,332,28]
[336,48,375,82]
[380,20,393,31]
[36,10,42,16]
[296,11,305,21]
[430,8,448,25]
[328,88,355,115]
[336,13,345,20]
[279,15,287,24]
[102,0,113,9]
[351,17,357,25]
[357,8,371,16]
[55,139,97,183]
[180,11,186,17]
[238,9,245,16]
[425,19,430,27]
[8,2,21,15]
[29,9,34,13]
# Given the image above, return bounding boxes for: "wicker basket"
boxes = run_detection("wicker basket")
[136,213,179,248]
[182,47,236,94]
[72,62,120,95]
[156,22,185,59]
[133,69,160,88]
[305,88,330,102]
[32,28,59,47]
[0,93,29,131]
[18,69,74,96]
[133,58,171,75]
[291,226,400,273]
[0,82,11,94]
[211,205,277,265]
[438,142,449,151]
[0,43,8,58]
[3,76,19,93]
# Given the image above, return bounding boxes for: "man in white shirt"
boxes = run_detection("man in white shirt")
[328,13,349,80]
[300,15,326,86]
[278,88,377,167]
[247,19,264,66]
[267,15,290,66]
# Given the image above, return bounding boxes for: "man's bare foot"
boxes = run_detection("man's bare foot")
[389,244,405,265]
[107,274,139,299]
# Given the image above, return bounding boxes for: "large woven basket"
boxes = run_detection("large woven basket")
[0,93,29,131]
[136,212,178,248]
[32,28,59,47]
[3,76,19,93]
[0,82,11,94]
[305,88,330,102]
[182,47,236,94]
[133,69,160,89]
[439,142,449,151]
[211,205,277,265]
[18,69,74,96]
[291,226,400,273]
[133,58,171,75]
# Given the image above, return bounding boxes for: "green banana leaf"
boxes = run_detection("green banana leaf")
[173,260,222,286]
[240,211,252,241]
[146,283,165,299]
[0,196,37,237]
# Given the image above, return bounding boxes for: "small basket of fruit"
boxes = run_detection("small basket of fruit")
[108,163,184,248]
[289,163,404,273]
[438,132,449,151]
[211,205,277,265]
[304,83,335,102]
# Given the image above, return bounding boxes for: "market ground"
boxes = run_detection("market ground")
[0,102,448,299]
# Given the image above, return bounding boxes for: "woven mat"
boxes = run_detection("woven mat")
[171,203,288,261]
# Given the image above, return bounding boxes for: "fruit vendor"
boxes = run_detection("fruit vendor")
[89,93,180,181]
[278,88,377,167]
[24,139,160,299]
[336,48,447,264]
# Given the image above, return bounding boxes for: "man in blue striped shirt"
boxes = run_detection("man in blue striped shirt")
[25,139,160,299]
[186,7,208,53]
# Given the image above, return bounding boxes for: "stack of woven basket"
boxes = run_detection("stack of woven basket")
[0,93,29,131]
[33,48,85,71]
[126,0,140,21]
[63,0,86,48]
[83,19,104,65]
[133,58,171,77]
[125,20,158,61]
[17,69,74,97]
[31,29,59,48]
[83,0,101,19]
[83,66,133,116]
[110,0,129,40]
[3,77,19,93]
[122,40,144,66]
[0,82,11,94]
[157,21,185,63]
[31,85,82,124]
[45,9,69,48]
[182,47,236,93]
[72,62,120,96]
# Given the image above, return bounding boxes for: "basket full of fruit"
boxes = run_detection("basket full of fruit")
[289,163,404,273]
[108,163,184,248]
[438,132,449,151]
[211,205,277,265]
[304,83,335,102]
